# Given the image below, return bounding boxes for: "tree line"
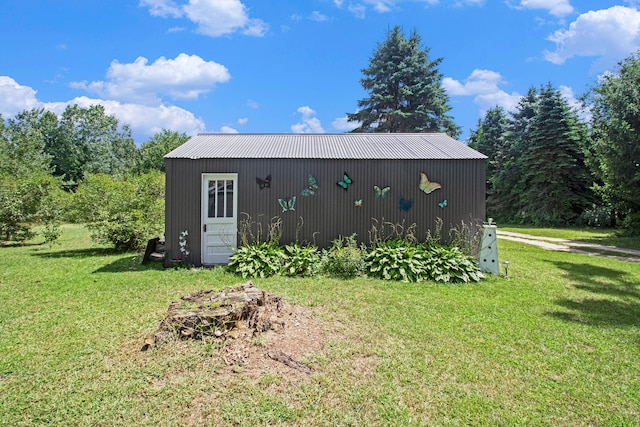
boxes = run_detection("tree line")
[0,104,188,248]
[347,27,640,235]
[2,26,639,250]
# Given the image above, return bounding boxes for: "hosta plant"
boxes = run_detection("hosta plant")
[281,243,320,277]
[422,245,482,283]
[226,242,285,278]
[364,240,428,282]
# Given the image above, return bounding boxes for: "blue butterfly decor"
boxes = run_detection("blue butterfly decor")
[439,200,448,208]
[354,199,363,207]
[336,172,352,190]
[373,185,390,198]
[398,196,414,212]
[300,174,320,196]
[278,196,296,212]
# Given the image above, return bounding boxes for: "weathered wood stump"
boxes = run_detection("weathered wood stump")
[151,281,283,345]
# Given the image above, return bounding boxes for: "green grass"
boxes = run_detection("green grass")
[1,224,639,426]
[500,224,640,250]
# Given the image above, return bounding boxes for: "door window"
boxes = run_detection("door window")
[207,179,234,219]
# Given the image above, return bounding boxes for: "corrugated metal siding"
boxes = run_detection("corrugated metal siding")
[165,133,487,160]
[165,156,486,266]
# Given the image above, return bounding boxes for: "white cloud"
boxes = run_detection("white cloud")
[509,0,573,17]
[246,99,259,109]
[0,76,205,140]
[291,106,325,133]
[71,53,230,104]
[559,85,591,122]
[544,6,640,68]
[140,0,268,37]
[309,11,329,22]
[348,4,366,18]
[332,116,360,132]
[443,69,521,113]
[237,117,248,125]
[139,0,183,17]
[220,125,239,133]
[0,76,41,117]
[46,96,206,138]
[334,0,438,17]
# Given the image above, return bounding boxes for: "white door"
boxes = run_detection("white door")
[201,173,238,265]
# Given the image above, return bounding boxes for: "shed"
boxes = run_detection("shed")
[164,133,487,266]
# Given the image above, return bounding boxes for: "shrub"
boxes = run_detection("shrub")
[73,172,164,250]
[320,234,364,279]
[364,240,427,282]
[0,173,63,242]
[578,204,614,228]
[421,245,482,283]
[226,242,285,278]
[281,243,320,277]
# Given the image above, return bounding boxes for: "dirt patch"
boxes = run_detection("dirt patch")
[144,281,329,379]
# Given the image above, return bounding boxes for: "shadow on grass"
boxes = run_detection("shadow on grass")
[32,247,124,258]
[94,256,166,273]
[548,262,640,328]
[31,247,168,273]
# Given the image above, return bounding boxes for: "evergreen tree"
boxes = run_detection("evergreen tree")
[585,51,640,233]
[347,26,460,137]
[470,85,594,225]
[468,106,512,218]
[517,84,593,225]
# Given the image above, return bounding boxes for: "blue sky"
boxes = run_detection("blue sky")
[1,0,639,143]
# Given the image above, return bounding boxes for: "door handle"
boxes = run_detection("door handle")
[203,224,207,232]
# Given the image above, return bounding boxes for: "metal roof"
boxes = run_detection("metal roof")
[165,133,487,160]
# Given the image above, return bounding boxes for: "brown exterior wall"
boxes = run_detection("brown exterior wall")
[165,157,486,266]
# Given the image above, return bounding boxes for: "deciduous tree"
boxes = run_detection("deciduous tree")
[134,129,189,174]
[585,51,640,233]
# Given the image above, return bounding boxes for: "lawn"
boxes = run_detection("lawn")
[1,225,639,426]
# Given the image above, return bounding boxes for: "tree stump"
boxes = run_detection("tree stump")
[151,281,283,345]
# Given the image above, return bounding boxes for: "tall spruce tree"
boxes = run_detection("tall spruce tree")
[586,52,640,233]
[516,84,593,225]
[468,106,512,217]
[347,26,460,137]
[470,85,594,225]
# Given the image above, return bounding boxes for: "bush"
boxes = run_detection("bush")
[0,173,63,242]
[281,243,320,277]
[73,172,164,250]
[421,245,482,283]
[364,239,482,283]
[320,235,364,279]
[364,240,427,282]
[226,242,285,278]
[578,204,614,228]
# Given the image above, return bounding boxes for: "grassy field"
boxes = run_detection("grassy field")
[1,225,639,426]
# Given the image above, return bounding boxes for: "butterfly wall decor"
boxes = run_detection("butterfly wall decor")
[419,172,442,194]
[354,199,363,207]
[373,185,391,198]
[398,196,414,212]
[438,200,448,208]
[300,174,320,197]
[256,175,271,190]
[278,196,296,212]
[336,172,352,190]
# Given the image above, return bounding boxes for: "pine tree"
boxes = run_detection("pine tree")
[470,85,594,225]
[468,106,512,218]
[515,84,593,225]
[347,26,460,137]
